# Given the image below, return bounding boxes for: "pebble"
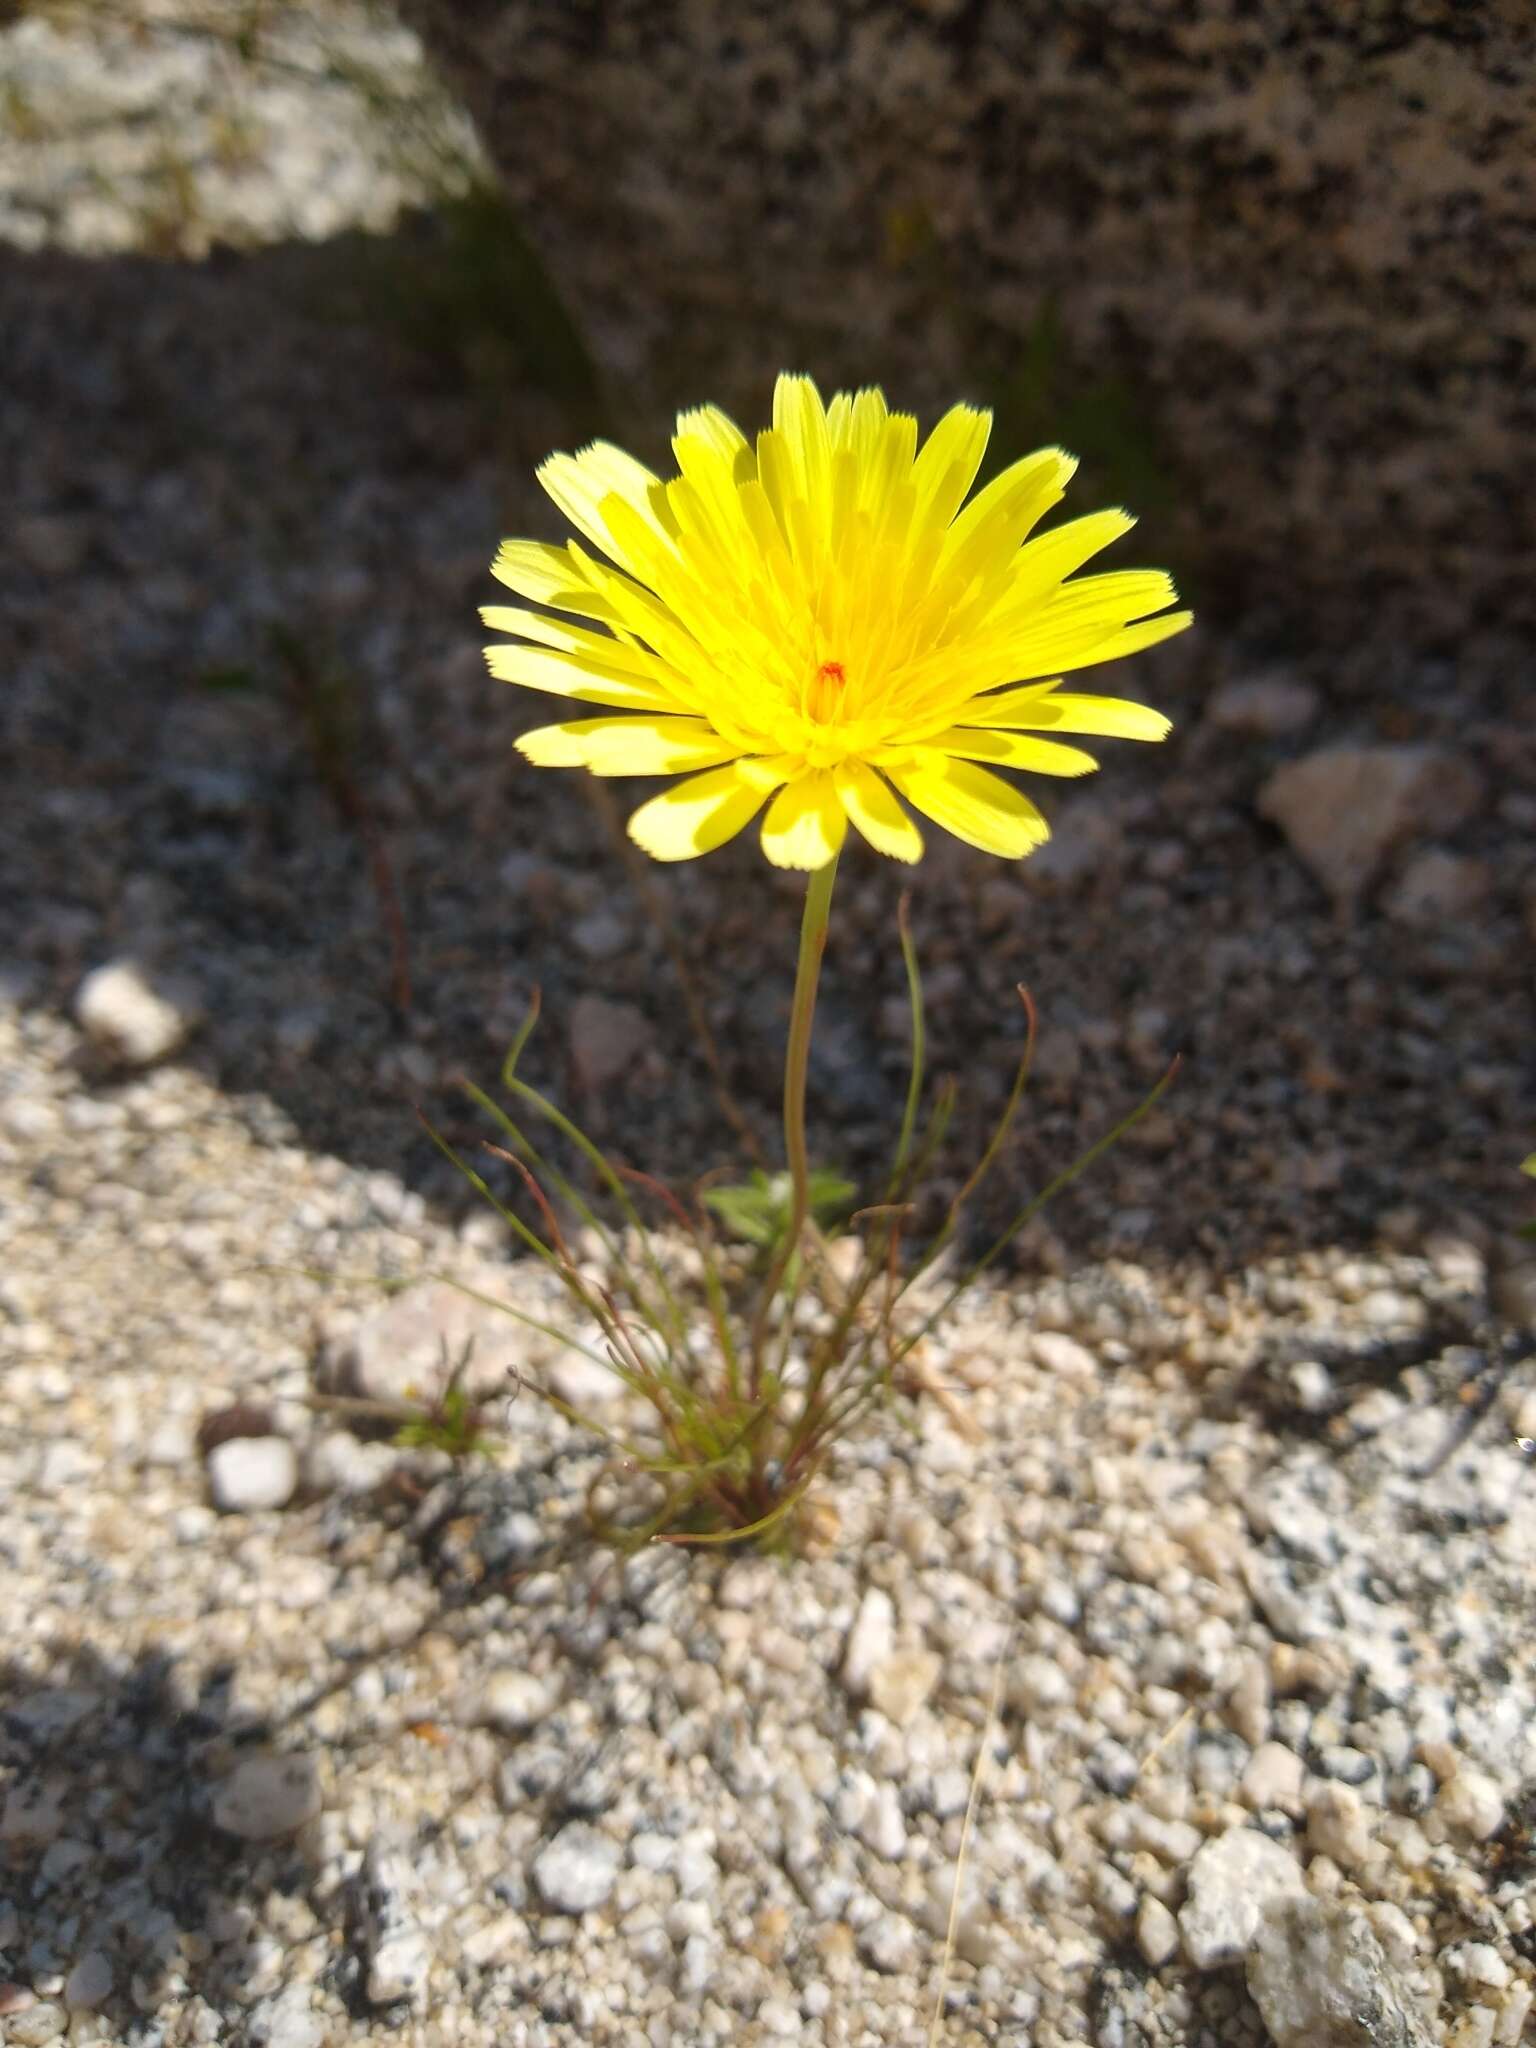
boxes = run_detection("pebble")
[330,1276,524,1408]
[1384,850,1490,927]
[211,1752,322,1840]
[1136,1894,1180,1968]
[1305,1781,1375,1866]
[1241,1740,1305,1814]
[1205,674,1320,737]
[206,1435,298,1513]
[72,960,195,1066]
[858,1912,917,1974]
[840,1587,895,1698]
[5,2005,67,2045]
[0,1777,65,1846]
[855,1781,907,1860]
[531,1824,619,1914]
[866,1649,942,1727]
[1435,1766,1506,1841]
[567,995,654,1094]
[61,1953,112,2010]
[1030,1331,1098,1381]
[1445,1945,1510,1993]
[355,1841,431,2008]
[476,1670,554,1735]
[1179,1826,1306,1969]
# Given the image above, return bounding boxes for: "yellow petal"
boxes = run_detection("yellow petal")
[628,762,781,862]
[888,755,1050,861]
[492,540,612,619]
[930,728,1100,777]
[772,374,832,506]
[834,760,923,862]
[517,716,740,776]
[909,403,992,540]
[760,772,848,871]
[538,442,675,567]
[485,643,688,711]
[938,447,1076,582]
[947,682,1063,727]
[672,404,749,466]
[1011,508,1136,599]
[479,605,666,678]
[1023,692,1173,741]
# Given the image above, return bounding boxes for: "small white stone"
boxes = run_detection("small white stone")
[532,1824,619,1914]
[74,960,195,1066]
[206,1435,297,1513]
[867,1650,941,1728]
[1435,1767,1505,1842]
[476,1670,553,1735]
[1306,1780,1375,1866]
[1009,1654,1072,1714]
[1030,1331,1098,1381]
[1445,1944,1510,1993]
[62,1952,112,2010]
[841,1588,895,1698]
[855,1781,907,1860]
[1179,1826,1305,1969]
[1496,1982,1533,2045]
[1136,1894,1180,1968]
[858,1911,916,1973]
[212,1753,322,1840]
[1245,1744,1302,1810]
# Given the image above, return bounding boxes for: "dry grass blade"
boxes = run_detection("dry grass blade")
[928,1633,1010,2048]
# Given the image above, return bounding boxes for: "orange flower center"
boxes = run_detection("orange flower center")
[805,659,848,725]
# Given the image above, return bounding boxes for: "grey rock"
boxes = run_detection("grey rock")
[405,3,1534,646]
[211,1752,322,1840]
[531,1823,619,1914]
[1246,1894,1435,2047]
[206,1435,298,1514]
[73,960,196,1067]
[1257,746,1483,912]
[1178,1826,1305,1970]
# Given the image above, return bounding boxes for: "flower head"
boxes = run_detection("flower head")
[485,374,1189,868]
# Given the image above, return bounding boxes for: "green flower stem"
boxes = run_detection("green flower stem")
[750,853,839,1395]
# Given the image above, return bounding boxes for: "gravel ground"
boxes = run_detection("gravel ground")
[4,10,1536,2047]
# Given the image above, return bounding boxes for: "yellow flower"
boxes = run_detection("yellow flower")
[484,374,1189,868]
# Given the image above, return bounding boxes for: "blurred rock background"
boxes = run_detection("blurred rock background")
[404,0,1535,650]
